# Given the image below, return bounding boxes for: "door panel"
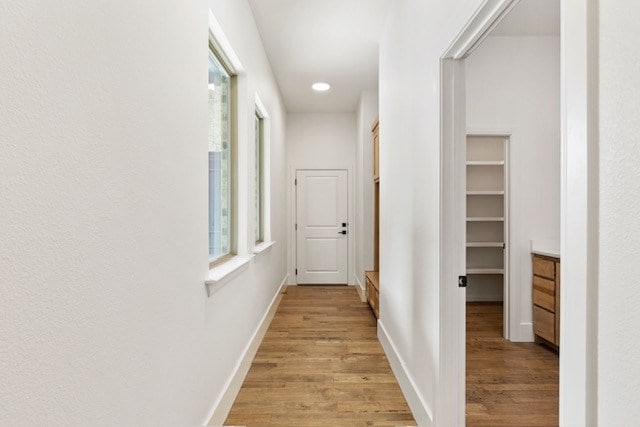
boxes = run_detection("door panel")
[305,177,339,226]
[296,170,348,284]
[306,239,339,271]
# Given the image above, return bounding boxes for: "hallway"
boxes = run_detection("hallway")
[2,0,639,425]
[223,286,416,426]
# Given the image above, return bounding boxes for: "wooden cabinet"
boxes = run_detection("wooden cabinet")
[532,253,560,348]
[533,305,555,343]
[533,276,555,312]
[367,118,380,319]
[365,271,379,319]
[372,120,380,182]
[533,256,555,280]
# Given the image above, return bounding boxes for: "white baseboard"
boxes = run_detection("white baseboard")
[353,274,366,302]
[377,320,433,426]
[517,321,534,342]
[203,274,288,426]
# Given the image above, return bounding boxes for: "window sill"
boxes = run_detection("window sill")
[205,255,253,297]
[254,241,275,256]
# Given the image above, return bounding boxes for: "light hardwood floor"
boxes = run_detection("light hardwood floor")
[466,302,559,426]
[224,285,416,426]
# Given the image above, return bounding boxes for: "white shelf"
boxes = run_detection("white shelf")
[467,242,504,248]
[467,268,504,275]
[466,217,504,222]
[466,136,508,303]
[466,160,504,166]
[467,190,504,196]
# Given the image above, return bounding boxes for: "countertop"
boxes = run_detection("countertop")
[531,239,560,258]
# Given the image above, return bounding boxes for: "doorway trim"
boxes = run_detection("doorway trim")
[439,0,598,424]
[438,4,520,425]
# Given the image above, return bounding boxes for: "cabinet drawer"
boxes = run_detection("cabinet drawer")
[533,256,556,280]
[533,276,555,312]
[366,279,379,319]
[555,262,561,346]
[533,306,555,344]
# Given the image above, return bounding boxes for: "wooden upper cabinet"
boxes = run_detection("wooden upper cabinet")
[372,118,380,182]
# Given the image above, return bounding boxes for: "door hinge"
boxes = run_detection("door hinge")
[458,275,467,288]
[295,223,297,230]
[295,269,298,275]
[295,178,297,185]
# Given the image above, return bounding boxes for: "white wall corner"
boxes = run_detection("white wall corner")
[203,274,288,426]
[378,321,433,426]
[354,274,367,302]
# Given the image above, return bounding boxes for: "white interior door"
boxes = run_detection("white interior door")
[296,170,348,284]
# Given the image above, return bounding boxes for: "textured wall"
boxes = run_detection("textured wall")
[598,0,640,423]
[378,0,484,423]
[0,0,288,424]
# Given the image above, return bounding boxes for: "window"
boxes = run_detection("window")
[208,47,233,263]
[254,112,263,243]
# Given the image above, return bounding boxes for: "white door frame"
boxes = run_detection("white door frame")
[438,0,598,424]
[559,0,599,423]
[438,57,467,427]
[290,168,352,285]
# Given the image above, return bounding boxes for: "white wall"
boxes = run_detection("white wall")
[378,1,486,424]
[355,91,379,292]
[0,1,287,425]
[559,0,598,422]
[465,36,560,340]
[286,113,357,285]
[598,0,640,423]
[381,0,640,424]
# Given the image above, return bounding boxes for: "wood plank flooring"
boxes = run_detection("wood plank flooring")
[224,285,416,426]
[466,302,559,426]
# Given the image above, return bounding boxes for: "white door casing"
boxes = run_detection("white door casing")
[296,170,348,284]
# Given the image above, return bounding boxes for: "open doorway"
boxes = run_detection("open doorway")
[440,0,562,424]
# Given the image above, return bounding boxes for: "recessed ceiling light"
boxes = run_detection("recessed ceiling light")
[312,82,331,92]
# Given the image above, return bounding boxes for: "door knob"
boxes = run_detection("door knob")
[339,230,348,235]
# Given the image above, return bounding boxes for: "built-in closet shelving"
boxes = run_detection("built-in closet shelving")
[466,135,508,299]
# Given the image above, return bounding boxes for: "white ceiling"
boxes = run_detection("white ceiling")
[492,0,560,36]
[248,0,390,113]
